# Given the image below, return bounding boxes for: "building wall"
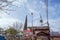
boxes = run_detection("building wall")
[53,38,60,40]
[51,37,60,40]
[36,36,49,40]
[37,37,60,40]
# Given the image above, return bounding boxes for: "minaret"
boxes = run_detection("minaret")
[24,15,27,30]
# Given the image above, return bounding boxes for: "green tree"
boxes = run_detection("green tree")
[6,27,19,35]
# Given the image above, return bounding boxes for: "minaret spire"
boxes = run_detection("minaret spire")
[24,15,27,30]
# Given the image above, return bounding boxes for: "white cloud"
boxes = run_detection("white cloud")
[26,0,58,19]
[26,0,46,13]
[0,0,28,30]
[0,18,21,30]
[12,0,27,7]
[49,19,60,32]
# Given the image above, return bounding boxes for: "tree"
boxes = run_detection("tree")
[6,27,20,40]
[0,0,17,15]
[13,22,23,32]
[0,28,4,31]
[6,27,19,35]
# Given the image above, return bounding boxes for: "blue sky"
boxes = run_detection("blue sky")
[0,0,60,32]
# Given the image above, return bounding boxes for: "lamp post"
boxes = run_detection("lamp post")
[31,12,34,40]
[31,13,33,27]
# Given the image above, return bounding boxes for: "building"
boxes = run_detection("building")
[51,32,60,40]
[23,15,60,40]
[28,26,50,40]
[28,26,60,40]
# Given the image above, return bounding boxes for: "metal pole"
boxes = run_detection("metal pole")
[45,0,49,26]
[31,13,33,27]
[31,13,34,40]
[45,0,50,40]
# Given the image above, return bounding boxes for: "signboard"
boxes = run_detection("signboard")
[24,28,32,37]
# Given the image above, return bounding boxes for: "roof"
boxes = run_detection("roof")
[28,26,49,30]
[50,32,60,37]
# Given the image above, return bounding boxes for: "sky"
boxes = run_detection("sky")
[0,0,60,32]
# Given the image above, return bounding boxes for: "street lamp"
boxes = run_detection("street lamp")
[31,12,34,40]
[31,13,33,27]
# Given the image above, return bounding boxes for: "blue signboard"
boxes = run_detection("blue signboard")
[0,36,6,40]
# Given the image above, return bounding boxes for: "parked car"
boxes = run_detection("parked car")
[0,36,6,40]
